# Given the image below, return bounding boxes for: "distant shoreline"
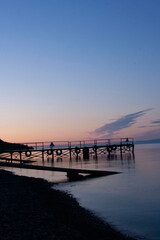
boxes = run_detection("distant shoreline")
[135,139,160,145]
[0,169,135,240]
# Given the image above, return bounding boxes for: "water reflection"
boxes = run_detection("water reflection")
[37,151,135,172]
[0,150,135,179]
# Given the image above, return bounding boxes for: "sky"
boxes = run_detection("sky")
[0,0,160,142]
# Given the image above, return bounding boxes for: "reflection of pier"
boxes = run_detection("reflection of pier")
[0,138,134,162]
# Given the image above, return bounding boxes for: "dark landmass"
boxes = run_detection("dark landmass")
[135,138,160,145]
[0,170,136,240]
[0,139,33,152]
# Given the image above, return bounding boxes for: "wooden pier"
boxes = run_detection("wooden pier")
[0,138,133,179]
[0,138,134,162]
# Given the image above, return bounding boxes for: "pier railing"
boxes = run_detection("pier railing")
[7,138,134,151]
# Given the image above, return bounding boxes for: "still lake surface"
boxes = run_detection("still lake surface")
[3,143,160,240]
[55,144,160,240]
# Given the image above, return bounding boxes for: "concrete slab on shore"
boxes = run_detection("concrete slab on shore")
[0,161,119,177]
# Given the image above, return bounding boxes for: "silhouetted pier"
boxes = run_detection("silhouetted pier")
[0,138,134,162]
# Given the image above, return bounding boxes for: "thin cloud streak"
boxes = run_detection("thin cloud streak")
[92,108,152,137]
[139,124,160,128]
[138,126,148,128]
[152,120,160,124]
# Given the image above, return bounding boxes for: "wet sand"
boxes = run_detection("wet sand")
[0,170,135,240]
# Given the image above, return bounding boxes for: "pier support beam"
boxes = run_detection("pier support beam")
[83,147,89,159]
[69,148,72,160]
[10,152,13,163]
[42,150,44,161]
[19,151,22,163]
[51,151,54,162]
[75,147,80,160]
[120,145,123,160]
[93,146,98,159]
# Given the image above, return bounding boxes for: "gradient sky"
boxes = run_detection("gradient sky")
[0,0,160,142]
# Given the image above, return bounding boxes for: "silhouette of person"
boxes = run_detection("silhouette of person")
[50,142,55,148]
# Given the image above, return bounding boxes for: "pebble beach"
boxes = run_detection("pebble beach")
[0,169,136,240]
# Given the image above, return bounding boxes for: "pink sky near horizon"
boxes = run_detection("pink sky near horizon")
[1,109,160,143]
[1,1,160,143]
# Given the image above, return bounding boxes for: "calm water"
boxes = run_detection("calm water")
[2,144,160,240]
[55,144,160,240]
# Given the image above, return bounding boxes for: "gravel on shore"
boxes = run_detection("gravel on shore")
[0,169,136,240]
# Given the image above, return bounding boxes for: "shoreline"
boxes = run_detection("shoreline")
[0,169,136,240]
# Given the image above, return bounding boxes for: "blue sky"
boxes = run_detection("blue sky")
[0,0,160,142]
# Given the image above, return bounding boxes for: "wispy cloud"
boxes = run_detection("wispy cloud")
[138,125,147,128]
[150,124,160,128]
[138,123,160,129]
[152,120,160,124]
[92,108,152,137]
